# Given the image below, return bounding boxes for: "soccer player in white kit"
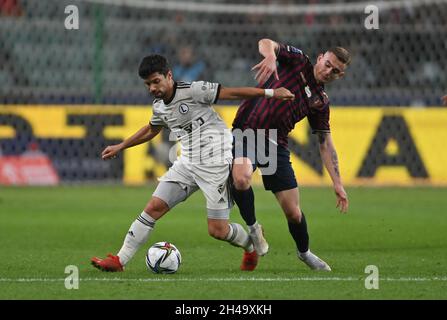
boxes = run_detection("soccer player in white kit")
[91,54,294,272]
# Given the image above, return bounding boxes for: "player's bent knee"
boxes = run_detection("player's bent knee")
[285,207,303,223]
[232,159,253,191]
[232,173,252,191]
[208,228,227,240]
[145,198,169,219]
[208,224,228,240]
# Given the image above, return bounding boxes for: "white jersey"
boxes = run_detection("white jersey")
[150,81,232,164]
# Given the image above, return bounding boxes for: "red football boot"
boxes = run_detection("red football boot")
[91,254,124,272]
[240,250,258,271]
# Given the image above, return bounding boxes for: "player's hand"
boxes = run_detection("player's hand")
[334,183,348,213]
[442,95,447,106]
[274,87,295,101]
[252,55,279,85]
[101,144,122,160]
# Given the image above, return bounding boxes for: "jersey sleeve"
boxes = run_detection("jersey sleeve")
[308,104,330,134]
[191,81,221,105]
[149,102,166,127]
[149,113,165,127]
[276,43,307,66]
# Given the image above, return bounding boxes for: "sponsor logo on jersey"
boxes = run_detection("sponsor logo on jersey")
[305,86,312,98]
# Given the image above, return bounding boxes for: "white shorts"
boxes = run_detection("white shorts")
[153,157,233,217]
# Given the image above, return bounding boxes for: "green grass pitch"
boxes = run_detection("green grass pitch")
[0,185,446,299]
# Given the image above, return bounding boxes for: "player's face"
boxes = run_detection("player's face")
[144,71,173,99]
[314,52,346,84]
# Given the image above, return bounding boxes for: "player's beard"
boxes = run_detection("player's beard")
[153,91,164,98]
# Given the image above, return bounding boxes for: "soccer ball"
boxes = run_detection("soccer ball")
[145,242,182,274]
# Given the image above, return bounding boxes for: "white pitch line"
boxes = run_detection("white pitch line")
[0,277,447,283]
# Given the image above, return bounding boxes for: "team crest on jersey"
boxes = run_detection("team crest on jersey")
[179,103,189,114]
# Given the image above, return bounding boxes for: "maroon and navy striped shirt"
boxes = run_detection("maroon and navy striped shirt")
[232,43,330,148]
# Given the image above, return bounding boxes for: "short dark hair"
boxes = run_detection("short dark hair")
[138,54,170,79]
[328,47,351,66]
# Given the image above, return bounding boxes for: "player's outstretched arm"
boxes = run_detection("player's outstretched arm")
[101,124,162,160]
[252,38,280,85]
[317,132,349,213]
[218,86,294,101]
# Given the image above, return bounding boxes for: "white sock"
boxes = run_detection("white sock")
[248,221,259,232]
[225,223,254,252]
[117,211,155,266]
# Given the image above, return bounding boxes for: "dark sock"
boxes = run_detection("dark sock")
[287,211,309,253]
[232,186,256,226]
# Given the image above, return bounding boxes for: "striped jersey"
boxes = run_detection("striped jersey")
[150,81,232,164]
[232,43,330,147]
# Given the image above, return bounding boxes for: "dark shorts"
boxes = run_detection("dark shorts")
[232,131,298,193]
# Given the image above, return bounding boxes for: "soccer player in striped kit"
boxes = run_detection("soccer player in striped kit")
[232,39,351,271]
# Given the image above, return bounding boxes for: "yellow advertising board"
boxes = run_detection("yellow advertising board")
[1,105,446,186]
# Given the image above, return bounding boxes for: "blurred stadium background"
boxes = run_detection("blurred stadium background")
[1,0,446,186]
